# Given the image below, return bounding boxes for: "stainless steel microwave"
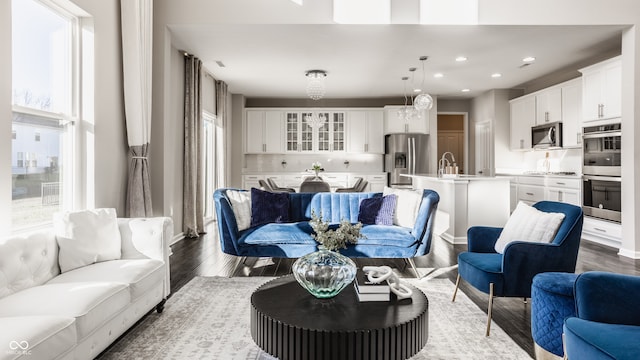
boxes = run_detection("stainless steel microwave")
[532,122,562,149]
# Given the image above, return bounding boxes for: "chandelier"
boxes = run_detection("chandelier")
[414,56,434,111]
[305,70,327,100]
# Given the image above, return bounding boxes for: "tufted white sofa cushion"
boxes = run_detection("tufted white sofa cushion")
[0,231,60,299]
[47,259,165,300]
[0,316,76,360]
[0,282,130,340]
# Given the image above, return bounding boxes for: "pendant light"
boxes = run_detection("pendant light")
[414,56,433,111]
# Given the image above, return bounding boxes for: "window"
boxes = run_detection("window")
[12,130,16,140]
[11,0,78,231]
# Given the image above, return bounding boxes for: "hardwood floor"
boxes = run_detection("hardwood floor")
[170,221,640,359]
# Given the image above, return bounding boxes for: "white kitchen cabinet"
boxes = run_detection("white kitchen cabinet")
[365,174,387,192]
[245,110,284,154]
[535,87,562,125]
[545,177,581,207]
[285,111,314,153]
[513,175,581,207]
[582,216,622,249]
[242,174,264,190]
[580,56,621,123]
[517,176,546,205]
[346,110,384,154]
[285,110,345,153]
[383,105,429,134]
[509,95,536,150]
[317,111,346,152]
[561,79,582,147]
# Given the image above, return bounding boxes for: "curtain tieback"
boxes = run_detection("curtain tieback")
[131,156,148,160]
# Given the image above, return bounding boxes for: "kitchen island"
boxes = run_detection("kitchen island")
[402,174,511,244]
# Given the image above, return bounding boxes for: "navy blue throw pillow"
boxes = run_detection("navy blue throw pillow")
[250,188,290,227]
[376,194,397,226]
[358,197,384,225]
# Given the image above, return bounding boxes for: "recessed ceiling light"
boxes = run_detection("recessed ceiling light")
[523,56,536,63]
[413,88,422,93]
[433,73,444,78]
[455,56,468,62]
[491,73,502,78]
[461,88,470,92]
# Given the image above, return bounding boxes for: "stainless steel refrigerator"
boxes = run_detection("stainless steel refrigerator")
[385,133,429,187]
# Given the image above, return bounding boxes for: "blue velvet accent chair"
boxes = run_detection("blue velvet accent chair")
[564,271,640,360]
[451,201,584,336]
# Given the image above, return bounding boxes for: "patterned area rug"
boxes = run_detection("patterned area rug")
[101,276,532,360]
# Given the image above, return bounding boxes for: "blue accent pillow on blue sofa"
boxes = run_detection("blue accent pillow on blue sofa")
[376,194,396,225]
[358,197,384,224]
[250,188,290,227]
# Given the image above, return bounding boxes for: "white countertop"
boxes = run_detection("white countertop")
[402,174,511,182]
[496,172,582,179]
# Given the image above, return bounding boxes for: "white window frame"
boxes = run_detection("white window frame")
[8,0,89,234]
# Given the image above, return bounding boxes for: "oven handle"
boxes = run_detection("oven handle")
[583,131,622,139]
[583,175,622,182]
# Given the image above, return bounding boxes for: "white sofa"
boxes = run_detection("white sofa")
[0,217,172,360]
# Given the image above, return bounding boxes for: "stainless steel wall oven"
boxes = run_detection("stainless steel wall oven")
[582,122,621,222]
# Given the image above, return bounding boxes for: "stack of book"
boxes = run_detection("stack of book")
[354,269,391,302]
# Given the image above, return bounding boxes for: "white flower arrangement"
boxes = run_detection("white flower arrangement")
[312,161,323,171]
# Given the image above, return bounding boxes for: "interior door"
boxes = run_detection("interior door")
[475,121,492,176]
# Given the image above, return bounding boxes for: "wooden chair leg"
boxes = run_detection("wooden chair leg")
[452,274,461,302]
[486,283,494,337]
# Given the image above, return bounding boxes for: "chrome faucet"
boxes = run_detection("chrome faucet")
[438,152,457,177]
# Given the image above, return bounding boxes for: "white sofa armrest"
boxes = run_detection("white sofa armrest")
[118,217,173,297]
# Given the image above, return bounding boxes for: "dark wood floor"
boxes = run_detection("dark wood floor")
[169,221,640,359]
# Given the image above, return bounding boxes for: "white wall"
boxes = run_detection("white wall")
[69,0,127,213]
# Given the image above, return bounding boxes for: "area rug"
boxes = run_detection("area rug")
[100,276,532,360]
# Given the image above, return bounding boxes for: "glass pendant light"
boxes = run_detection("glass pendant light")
[414,56,433,111]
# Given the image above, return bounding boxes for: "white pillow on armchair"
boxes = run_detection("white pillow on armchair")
[494,202,565,254]
[54,208,122,273]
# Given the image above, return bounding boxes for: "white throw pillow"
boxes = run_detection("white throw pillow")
[382,186,423,228]
[494,202,566,254]
[54,208,122,273]
[226,190,252,231]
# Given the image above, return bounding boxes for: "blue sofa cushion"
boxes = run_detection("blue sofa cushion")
[564,318,640,360]
[358,197,383,225]
[359,225,416,247]
[250,188,290,227]
[240,222,316,246]
[376,194,396,226]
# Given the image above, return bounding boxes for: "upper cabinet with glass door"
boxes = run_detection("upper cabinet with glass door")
[286,110,345,153]
[317,112,345,152]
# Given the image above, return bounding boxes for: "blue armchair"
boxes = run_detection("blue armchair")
[564,271,640,360]
[451,201,584,336]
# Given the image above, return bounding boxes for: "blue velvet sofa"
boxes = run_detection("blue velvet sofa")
[214,189,439,262]
[563,271,640,360]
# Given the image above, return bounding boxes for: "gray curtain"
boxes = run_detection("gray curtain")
[215,80,228,187]
[121,0,153,217]
[183,55,204,237]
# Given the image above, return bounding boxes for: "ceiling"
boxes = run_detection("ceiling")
[170,24,625,100]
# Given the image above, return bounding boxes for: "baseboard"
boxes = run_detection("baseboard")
[170,232,185,246]
[438,233,467,245]
[618,247,640,259]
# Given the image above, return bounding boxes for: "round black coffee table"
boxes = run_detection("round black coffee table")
[250,275,428,360]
